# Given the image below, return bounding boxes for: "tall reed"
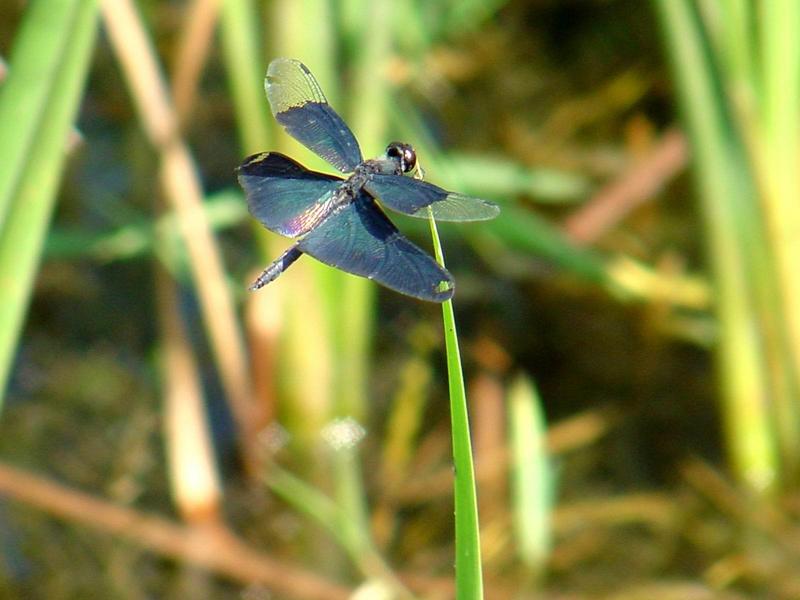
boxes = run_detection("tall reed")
[0,0,99,406]
[654,0,800,492]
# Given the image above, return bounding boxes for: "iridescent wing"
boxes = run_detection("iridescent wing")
[266,58,363,173]
[237,152,342,237]
[297,192,455,302]
[365,174,500,222]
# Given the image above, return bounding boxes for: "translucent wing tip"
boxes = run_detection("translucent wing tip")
[268,57,300,70]
[266,57,305,86]
[264,58,326,115]
[263,57,362,173]
[467,197,501,221]
[414,194,501,222]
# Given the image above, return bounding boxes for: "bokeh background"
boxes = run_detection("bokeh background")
[2,0,800,598]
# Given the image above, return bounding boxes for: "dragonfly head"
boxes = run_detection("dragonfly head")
[385,142,417,174]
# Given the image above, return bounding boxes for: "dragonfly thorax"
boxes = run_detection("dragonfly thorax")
[340,161,385,199]
[343,142,417,197]
[340,143,416,202]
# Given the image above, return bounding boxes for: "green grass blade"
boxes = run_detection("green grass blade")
[0,0,98,403]
[266,463,411,597]
[653,0,779,491]
[268,463,365,562]
[718,0,757,92]
[45,190,246,262]
[429,212,483,600]
[333,0,394,421]
[267,0,338,442]
[446,153,590,204]
[329,0,395,571]
[219,0,271,154]
[445,0,511,36]
[218,0,277,298]
[757,0,800,471]
[481,205,611,288]
[508,374,552,576]
[0,0,91,229]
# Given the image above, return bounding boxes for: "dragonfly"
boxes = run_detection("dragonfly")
[237,58,499,302]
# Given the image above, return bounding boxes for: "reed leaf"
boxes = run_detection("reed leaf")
[0,0,98,404]
[429,211,483,599]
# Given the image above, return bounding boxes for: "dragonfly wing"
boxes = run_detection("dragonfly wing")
[365,174,500,222]
[237,152,342,238]
[298,193,455,302]
[266,58,363,173]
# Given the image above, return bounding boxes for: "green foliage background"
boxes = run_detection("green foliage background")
[1,0,799,598]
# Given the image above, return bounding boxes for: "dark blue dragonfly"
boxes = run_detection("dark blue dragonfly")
[237,58,499,302]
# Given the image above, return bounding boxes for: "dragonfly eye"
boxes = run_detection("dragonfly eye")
[386,142,417,173]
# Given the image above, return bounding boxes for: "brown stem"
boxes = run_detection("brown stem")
[563,128,688,245]
[100,0,258,471]
[0,462,350,600]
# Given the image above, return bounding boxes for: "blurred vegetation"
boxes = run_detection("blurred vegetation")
[2,0,800,599]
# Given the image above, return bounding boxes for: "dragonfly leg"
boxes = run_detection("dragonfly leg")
[249,244,304,291]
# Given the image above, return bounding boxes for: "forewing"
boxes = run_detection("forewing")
[266,58,363,173]
[297,194,455,302]
[365,174,500,222]
[237,152,342,238]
